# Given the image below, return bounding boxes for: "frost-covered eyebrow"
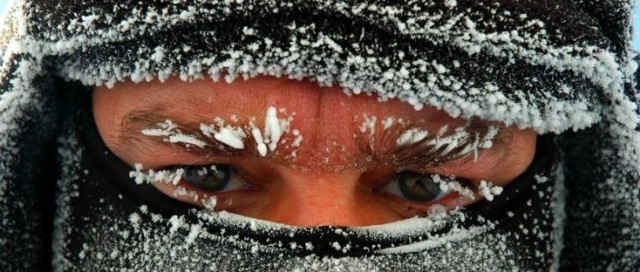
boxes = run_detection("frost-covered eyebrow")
[117,107,508,170]
[117,107,260,157]
[357,120,509,170]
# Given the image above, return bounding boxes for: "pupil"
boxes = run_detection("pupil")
[182,165,231,192]
[398,172,442,202]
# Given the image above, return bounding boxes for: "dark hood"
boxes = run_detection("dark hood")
[0,1,638,271]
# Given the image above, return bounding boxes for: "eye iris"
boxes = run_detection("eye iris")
[398,172,443,202]
[182,165,231,192]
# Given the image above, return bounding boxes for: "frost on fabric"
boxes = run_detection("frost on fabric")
[549,162,567,272]
[51,128,83,271]
[51,174,562,271]
[2,0,640,271]
[59,205,495,270]
[22,0,634,135]
[111,166,560,270]
[0,52,54,268]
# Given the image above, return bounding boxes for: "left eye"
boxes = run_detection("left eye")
[180,164,246,192]
[382,171,448,202]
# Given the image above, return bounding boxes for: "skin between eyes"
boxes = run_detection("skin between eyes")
[93,76,537,226]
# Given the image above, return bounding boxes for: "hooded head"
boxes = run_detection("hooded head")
[0,0,638,271]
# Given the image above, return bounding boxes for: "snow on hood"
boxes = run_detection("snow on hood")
[2,0,637,133]
[0,0,639,271]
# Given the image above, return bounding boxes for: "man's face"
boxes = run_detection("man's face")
[93,76,536,226]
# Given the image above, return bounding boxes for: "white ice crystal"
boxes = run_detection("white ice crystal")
[396,128,428,146]
[1,1,637,271]
[141,119,207,148]
[477,180,503,202]
[264,106,283,151]
[213,126,246,149]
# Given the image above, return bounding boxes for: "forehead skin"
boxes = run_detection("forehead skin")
[93,76,537,185]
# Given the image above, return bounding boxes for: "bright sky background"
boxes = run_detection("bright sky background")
[634,5,640,50]
[0,1,639,50]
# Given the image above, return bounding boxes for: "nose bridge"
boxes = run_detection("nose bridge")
[265,172,370,226]
[285,85,362,171]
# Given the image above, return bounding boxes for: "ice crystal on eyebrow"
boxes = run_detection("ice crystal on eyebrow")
[138,106,301,157]
[432,125,500,161]
[437,125,449,137]
[200,120,247,150]
[382,117,396,130]
[199,124,216,138]
[291,129,303,147]
[264,106,283,151]
[479,125,500,149]
[141,119,207,148]
[213,127,246,149]
[0,0,635,270]
[359,115,377,136]
[199,106,298,155]
[395,123,500,163]
[168,134,207,148]
[396,128,428,146]
[200,115,247,149]
[426,126,471,155]
[250,127,268,157]
[140,120,177,136]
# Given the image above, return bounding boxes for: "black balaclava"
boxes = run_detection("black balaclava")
[0,1,638,271]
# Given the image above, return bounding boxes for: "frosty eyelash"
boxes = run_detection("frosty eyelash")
[130,161,503,211]
[129,164,248,211]
[129,163,185,185]
[418,174,503,202]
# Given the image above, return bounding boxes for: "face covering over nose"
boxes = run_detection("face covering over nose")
[0,1,639,271]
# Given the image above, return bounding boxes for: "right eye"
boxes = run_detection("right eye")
[180,164,245,192]
[382,171,449,203]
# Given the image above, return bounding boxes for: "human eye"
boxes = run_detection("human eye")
[377,171,481,215]
[131,163,263,212]
[381,171,449,202]
[179,164,246,193]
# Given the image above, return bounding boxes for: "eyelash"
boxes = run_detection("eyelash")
[380,172,474,204]
[147,163,477,213]
[177,165,246,193]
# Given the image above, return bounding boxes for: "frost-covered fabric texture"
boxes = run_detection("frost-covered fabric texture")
[0,0,638,271]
